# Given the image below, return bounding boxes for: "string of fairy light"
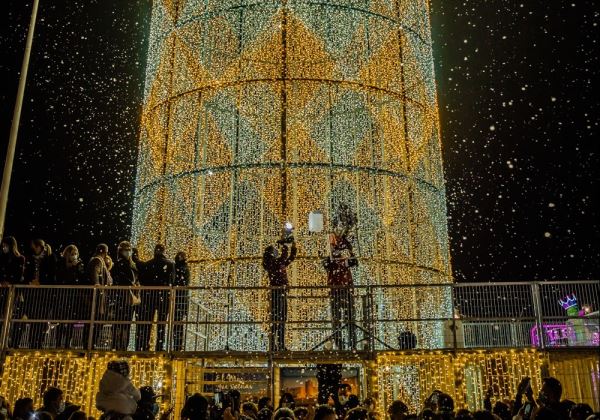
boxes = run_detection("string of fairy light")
[0,353,170,418]
[1,350,598,415]
[131,0,452,351]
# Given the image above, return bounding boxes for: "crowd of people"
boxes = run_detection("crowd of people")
[1,217,362,353]
[0,237,190,351]
[0,363,597,420]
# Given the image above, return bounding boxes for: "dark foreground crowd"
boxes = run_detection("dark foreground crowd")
[0,362,597,420]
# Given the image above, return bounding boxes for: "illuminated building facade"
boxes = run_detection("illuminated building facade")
[132,0,452,349]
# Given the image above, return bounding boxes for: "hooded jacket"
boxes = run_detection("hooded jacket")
[96,369,141,415]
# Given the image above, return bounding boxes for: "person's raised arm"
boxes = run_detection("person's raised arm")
[286,242,297,265]
[512,377,530,416]
[277,243,289,264]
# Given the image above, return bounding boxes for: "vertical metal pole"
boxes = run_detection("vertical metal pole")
[203,304,209,352]
[531,283,545,349]
[451,285,457,351]
[87,287,98,351]
[167,287,176,352]
[0,0,40,238]
[369,285,376,351]
[0,286,16,350]
[268,353,274,403]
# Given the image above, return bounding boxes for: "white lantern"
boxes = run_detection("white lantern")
[308,211,324,233]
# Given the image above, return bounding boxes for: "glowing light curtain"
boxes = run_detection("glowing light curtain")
[132,0,452,350]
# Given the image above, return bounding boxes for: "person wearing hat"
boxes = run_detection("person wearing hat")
[96,361,141,420]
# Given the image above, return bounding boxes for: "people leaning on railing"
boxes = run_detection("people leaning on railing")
[0,236,25,286]
[0,236,191,351]
[110,241,140,351]
[134,244,175,352]
[55,244,88,348]
[173,252,190,352]
[0,236,26,349]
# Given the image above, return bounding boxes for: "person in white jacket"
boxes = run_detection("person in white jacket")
[96,361,141,420]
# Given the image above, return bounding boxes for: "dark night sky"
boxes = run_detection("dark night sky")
[0,1,598,282]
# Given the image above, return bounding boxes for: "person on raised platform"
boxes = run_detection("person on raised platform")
[88,243,114,350]
[262,228,297,352]
[172,251,190,351]
[27,239,57,349]
[55,244,87,349]
[136,244,174,352]
[1,236,26,348]
[323,222,357,350]
[110,241,139,351]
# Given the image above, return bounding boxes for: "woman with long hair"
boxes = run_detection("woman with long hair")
[0,236,26,349]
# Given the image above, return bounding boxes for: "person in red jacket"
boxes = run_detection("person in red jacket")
[262,239,297,351]
[323,225,357,350]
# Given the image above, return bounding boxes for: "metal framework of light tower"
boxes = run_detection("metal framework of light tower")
[132,0,452,350]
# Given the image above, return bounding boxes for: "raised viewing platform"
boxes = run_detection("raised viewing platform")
[1,281,598,353]
[1,281,598,415]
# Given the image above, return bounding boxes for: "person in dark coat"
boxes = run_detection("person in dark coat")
[25,239,57,349]
[56,245,86,285]
[0,236,26,284]
[24,239,56,285]
[262,240,296,351]
[173,251,190,351]
[136,244,174,352]
[55,244,88,348]
[110,241,139,351]
[1,236,26,348]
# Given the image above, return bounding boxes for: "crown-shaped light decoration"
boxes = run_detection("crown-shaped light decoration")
[558,294,578,310]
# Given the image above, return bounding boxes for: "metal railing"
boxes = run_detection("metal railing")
[0,281,598,353]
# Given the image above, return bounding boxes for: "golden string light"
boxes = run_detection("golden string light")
[132,0,452,351]
[0,352,169,418]
[377,349,547,413]
[2,350,597,415]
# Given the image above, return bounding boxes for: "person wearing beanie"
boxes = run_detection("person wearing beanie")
[96,361,141,420]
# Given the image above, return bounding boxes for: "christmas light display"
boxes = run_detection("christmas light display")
[558,294,589,344]
[377,349,546,413]
[2,350,598,415]
[0,353,170,418]
[132,0,452,350]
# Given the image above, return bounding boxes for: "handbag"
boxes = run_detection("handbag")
[129,288,141,305]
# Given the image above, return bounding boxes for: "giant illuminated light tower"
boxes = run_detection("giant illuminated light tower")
[132,0,452,350]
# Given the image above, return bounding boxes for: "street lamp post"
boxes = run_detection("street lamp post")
[0,0,40,238]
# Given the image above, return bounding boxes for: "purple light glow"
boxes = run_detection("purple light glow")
[531,323,600,347]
